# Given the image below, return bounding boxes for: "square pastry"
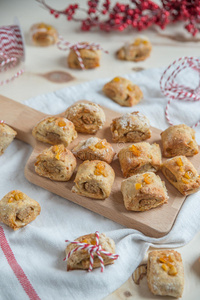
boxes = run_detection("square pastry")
[35,144,76,181]
[162,156,200,195]
[121,172,168,211]
[103,76,143,107]
[118,142,162,178]
[0,190,41,230]
[72,160,115,199]
[147,250,184,298]
[72,137,115,164]
[32,116,77,146]
[65,232,116,271]
[110,111,151,143]
[116,36,152,62]
[161,124,199,157]
[30,22,58,46]
[67,43,101,69]
[65,102,106,134]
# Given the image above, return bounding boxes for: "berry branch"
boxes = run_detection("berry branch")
[36,0,200,36]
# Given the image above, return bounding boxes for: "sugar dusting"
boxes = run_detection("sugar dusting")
[117,112,150,129]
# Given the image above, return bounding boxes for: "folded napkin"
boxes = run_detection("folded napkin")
[1,67,200,300]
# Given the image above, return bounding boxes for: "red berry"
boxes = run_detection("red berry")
[43,0,200,36]
[127,9,133,16]
[126,19,132,25]
[115,18,121,24]
[119,5,125,12]
[88,8,95,14]
[141,2,149,10]
[118,25,124,31]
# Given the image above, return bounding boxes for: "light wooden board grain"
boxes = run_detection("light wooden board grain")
[1,94,200,237]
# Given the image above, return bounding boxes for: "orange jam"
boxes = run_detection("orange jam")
[52,145,59,153]
[135,183,142,190]
[184,170,193,179]
[133,38,148,46]
[58,120,66,127]
[82,239,88,244]
[82,239,96,245]
[8,191,23,203]
[179,166,184,173]
[52,145,63,160]
[94,162,107,177]
[38,23,52,30]
[176,157,183,167]
[95,140,106,149]
[127,85,133,92]
[143,174,152,184]
[158,254,177,276]
[129,145,140,156]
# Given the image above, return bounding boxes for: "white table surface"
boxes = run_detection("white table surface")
[1,0,200,299]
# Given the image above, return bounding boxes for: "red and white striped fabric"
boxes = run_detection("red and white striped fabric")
[64,231,119,272]
[160,56,200,128]
[0,24,25,85]
[57,37,108,70]
[0,226,40,300]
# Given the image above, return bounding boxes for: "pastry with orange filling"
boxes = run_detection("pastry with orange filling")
[30,22,58,46]
[103,76,143,107]
[32,116,77,147]
[72,137,115,164]
[35,144,76,181]
[161,124,199,157]
[65,232,116,271]
[0,190,41,230]
[110,111,151,143]
[72,160,115,199]
[162,155,200,195]
[67,42,101,69]
[121,172,168,211]
[65,102,106,134]
[147,250,184,298]
[118,142,161,178]
[117,36,152,62]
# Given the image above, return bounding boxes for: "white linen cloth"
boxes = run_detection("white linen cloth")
[1,67,200,300]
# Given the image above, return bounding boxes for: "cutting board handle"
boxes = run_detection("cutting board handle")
[0,94,46,146]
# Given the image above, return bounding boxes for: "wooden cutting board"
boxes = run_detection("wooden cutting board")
[1,94,200,237]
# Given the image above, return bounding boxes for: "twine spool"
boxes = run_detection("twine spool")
[0,20,25,85]
[160,56,200,128]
